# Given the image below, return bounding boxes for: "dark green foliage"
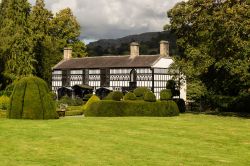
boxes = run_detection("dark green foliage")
[0,0,35,82]
[168,1,250,110]
[133,87,150,99]
[83,94,93,101]
[0,0,87,89]
[58,96,83,106]
[3,82,16,97]
[173,99,186,113]
[166,80,176,91]
[87,31,178,56]
[104,91,123,101]
[166,80,180,97]
[228,93,250,113]
[124,92,136,101]
[8,76,58,119]
[160,89,172,100]
[144,92,156,102]
[85,100,179,117]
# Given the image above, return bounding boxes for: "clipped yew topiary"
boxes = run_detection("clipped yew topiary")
[133,87,150,99]
[124,92,136,101]
[8,76,58,119]
[160,89,172,101]
[82,95,100,112]
[104,91,123,101]
[144,92,156,102]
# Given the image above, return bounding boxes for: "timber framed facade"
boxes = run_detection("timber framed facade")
[52,41,186,100]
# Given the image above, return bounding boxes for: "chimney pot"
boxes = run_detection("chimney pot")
[130,42,139,58]
[160,40,169,57]
[64,47,72,60]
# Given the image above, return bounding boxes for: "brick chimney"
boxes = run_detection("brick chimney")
[160,41,169,57]
[64,47,72,60]
[130,42,139,58]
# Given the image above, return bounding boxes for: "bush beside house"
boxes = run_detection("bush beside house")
[124,92,137,101]
[84,100,179,117]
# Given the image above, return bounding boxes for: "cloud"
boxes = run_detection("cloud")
[29,0,184,40]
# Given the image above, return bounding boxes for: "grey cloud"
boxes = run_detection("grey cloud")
[29,0,184,40]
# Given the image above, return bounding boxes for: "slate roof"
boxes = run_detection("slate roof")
[53,55,162,70]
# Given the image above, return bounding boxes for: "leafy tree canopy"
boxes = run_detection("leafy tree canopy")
[167,0,250,98]
[0,0,87,89]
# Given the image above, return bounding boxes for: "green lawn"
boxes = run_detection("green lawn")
[0,114,249,166]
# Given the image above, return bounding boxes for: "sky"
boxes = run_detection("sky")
[29,0,184,43]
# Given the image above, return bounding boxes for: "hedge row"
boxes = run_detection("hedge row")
[85,100,179,117]
[65,110,83,116]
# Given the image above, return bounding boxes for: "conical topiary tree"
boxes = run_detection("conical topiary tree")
[8,76,58,119]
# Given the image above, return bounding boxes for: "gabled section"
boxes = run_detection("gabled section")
[151,57,174,68]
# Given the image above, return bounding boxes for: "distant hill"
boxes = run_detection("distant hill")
[87,31,179,56]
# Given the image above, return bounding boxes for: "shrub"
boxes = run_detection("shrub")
[65,110,83,116]
[160,89,172,100]
[82,95,100,112]
[133,87,150,99]
[3,82,16,97]
[173,99,186,113]
[166,80,180,96]
[0,95,10,110]
[124,92,136,101]
[104,91,123,101]
[57,96,83,106]
[85,100,179,117]
[144,92,156,102]
[8,76,58,119]
[228,93,250,113]
[83,94,93,101]
[166,80,176,91]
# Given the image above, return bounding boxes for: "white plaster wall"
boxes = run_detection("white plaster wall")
[152,58,174,68]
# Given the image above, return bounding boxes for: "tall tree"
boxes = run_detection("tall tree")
[29,0,54,80]
[50,8,87,58]
[167,0,250,99]
[0,0,35,85]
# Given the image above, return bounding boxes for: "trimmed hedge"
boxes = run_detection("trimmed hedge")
[144,92,156,102]
[65,110,83,116]
[104,91,123,101]
[66,105,83,116]
[85,100,179,117]
[0,95,10,110]
[124,92,136,101]
[133,87,150,99]
[160,89,172,100]
[82,95,100,112]
[8,76,58,119]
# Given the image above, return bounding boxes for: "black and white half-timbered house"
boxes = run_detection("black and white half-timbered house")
[52,41,186,100]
